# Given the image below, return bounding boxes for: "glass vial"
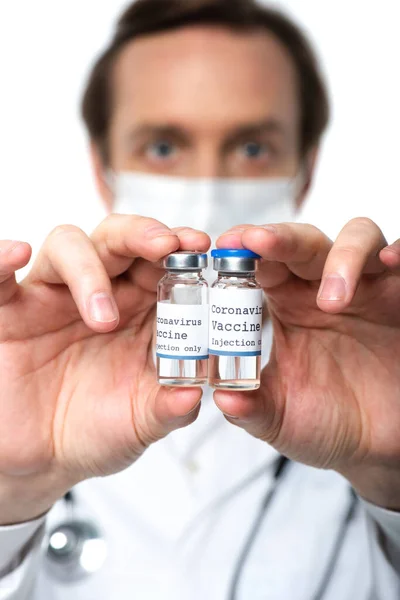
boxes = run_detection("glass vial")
[208,249,263,391]
[157,252,209,387]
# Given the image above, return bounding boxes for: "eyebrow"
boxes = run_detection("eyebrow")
[125,125,191,146]
[226,119,287,141]
[125,119,287,145]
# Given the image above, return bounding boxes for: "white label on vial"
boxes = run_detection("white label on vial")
[209,289,263,357]
[156,303,209,360]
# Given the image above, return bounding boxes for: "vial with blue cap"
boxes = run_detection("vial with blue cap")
[208,249,263,390]
[156,251,209,386]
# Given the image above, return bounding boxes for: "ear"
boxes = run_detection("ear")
[90,142,114,213]
[296,146,319,209]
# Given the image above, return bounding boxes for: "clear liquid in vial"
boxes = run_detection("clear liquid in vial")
[208,354,261,390]
[208,277,262,391]
[157,356,208,387]
[157,265,208,387]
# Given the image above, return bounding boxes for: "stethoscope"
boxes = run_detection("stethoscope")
[227,456,358,600]
[44,490,107,582]
[44,456,358,599]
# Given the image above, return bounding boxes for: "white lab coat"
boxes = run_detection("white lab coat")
[1,324,400,600]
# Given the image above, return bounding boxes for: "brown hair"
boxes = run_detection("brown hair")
[81,0,330,164]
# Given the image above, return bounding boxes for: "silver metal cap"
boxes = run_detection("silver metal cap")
[163,252,208,271]
[213,256,258,272]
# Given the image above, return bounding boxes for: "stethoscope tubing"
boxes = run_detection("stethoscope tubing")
[53,455,358,599]
[227,456,358,600]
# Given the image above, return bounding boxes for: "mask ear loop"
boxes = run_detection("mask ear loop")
[104,169,117,197]
[290,165,309,213]
[297,148,320,202]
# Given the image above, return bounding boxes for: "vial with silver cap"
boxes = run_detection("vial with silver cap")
[208,249,263,390]
[156,251,209,386]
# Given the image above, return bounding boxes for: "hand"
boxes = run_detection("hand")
[0,217,209,525]
[214,218,400,510]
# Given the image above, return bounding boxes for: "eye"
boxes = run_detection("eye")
[146,140,177,160]
[239,141,270,159]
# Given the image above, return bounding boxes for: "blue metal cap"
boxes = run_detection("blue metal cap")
[211,249,261,259]
[211,248,261,273]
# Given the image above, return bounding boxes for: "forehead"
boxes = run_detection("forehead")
[111,25,300,131]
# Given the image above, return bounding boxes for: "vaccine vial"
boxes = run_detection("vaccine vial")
[208,249,263,390]
[157,252,209,386]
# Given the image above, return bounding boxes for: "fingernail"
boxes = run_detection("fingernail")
[0,241,23,254]
[144,225,174,239]
[383,247,400,257]
[173,227,195,234]
[263,225,278,234]
[223,413,239,420]
[228,227,248,234]
[89,293,119,323]
[318,275,347,301]
[217,228,247,240]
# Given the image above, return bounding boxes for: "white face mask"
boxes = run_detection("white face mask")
[111,172,301,245]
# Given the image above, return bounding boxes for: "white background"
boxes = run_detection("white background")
[0,0,399,271]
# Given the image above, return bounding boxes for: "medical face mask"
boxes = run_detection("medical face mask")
[111,172,300,246]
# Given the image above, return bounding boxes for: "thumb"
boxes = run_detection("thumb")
[136,385,203,448]
[213,370,283,445]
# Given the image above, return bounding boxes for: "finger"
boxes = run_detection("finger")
[91,214,179,278]
[317,218,387,313]
[152,386,203,438]
[25,225,120,332]
[213,383,281,447]
[380,239,400,273]
[213,224,254,247]
[171,227,211,251]
[106,376,203,461]
[215,225,291,288]
[125,373,204,448]
[0,241,32,306]
[126,226,211,291]
[126,258,165,293]
[217,223,333,288]
[91,215,209,279]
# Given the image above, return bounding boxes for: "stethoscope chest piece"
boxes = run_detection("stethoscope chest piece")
[44,517,107,583]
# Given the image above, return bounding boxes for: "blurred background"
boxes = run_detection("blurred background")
[0,0,399,269]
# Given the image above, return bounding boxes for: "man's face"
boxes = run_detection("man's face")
[103,25,303,191]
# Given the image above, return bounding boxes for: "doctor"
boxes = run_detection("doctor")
[1,0,400,598]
